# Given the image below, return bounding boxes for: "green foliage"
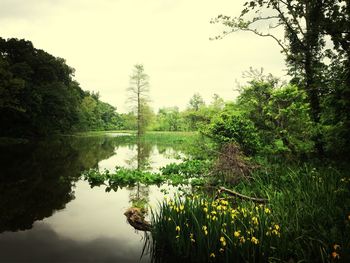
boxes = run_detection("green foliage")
[84,159,211,191]
[211,1,350,158]
[149,93,225,133]
[263,85,315,155]
[0,37,121,137]
[84,168,163,190]
[233,79,315,156]
[161,159,212,178]
[188,93,205,111]
[149,162,350,262]
[204,112,261,155]
[0,38,79,137]
[149,196,281,262]
[153,107,185,131]
[230,161,350,262]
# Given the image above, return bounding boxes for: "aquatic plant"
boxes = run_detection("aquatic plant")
[149,195,281,262]
[149,163,350,262]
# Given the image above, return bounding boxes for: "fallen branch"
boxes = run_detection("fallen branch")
[217,187,268,203]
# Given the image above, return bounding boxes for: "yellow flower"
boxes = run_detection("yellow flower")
[219,248,225,253]
[202,225,207,231]
[209,253,215,258]
[179,204,184,211]
[251,236,259,245]
[332,251,340,259]
[204,230,208,235]
[175,226,180,232]
[217,205,222,211]
[252,216,259,225]
[189,233,195,242]
[211,210,217,215]
[274,224,280,230]
[176,235,179,239]
[203,207,208,213]
[264,207,271,214]
[168,217,171,221]
[220,236,227,247]
[234,231,241,237]
[239,236,246,244]
[220,200,228,206]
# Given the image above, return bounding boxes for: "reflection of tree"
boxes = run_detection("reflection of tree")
[128,136,152,212]
[0,136,117,233]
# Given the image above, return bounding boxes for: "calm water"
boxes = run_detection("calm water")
[0,134,184,263]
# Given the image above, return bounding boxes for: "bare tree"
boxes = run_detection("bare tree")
[126,64,150,136]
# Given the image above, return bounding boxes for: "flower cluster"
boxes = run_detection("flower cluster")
[157,195,281,261]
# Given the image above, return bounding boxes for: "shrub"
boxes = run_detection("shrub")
[204,113,262,155]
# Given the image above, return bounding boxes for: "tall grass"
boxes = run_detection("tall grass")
[149,163,350,262]
[150,195,282,262]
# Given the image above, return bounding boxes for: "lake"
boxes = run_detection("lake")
[0,133,188,263]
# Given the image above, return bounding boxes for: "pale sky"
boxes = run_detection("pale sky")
[0,0,287,113]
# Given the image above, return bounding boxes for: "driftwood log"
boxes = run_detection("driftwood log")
[124,207,152,231]
[216,187,268,204]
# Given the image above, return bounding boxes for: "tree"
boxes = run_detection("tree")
[155,107,183,131]
[0,37,82,137]
[236,76,314,156]
[211,0,327,155]
[188,93,205,111]
[127,64,151,136]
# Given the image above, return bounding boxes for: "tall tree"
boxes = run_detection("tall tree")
[126,64,150,136]
[211,0,327,155]
[188,93,205,111]
[320,0,350,155]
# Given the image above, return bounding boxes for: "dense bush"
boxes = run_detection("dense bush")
[204,113,262,155]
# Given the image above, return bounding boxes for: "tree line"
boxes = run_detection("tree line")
[0,37,122,137]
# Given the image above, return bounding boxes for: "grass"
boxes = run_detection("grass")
[148,162,350,262]
[149,195,281,262]
[72,130,135,136]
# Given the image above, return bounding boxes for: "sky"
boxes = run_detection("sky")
[0,0,287,113]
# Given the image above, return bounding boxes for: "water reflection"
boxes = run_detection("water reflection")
[130,138,152,213]
[0,134,184,262]
[0,136,117,232]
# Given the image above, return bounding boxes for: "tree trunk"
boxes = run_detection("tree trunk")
[304,1,324,156]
